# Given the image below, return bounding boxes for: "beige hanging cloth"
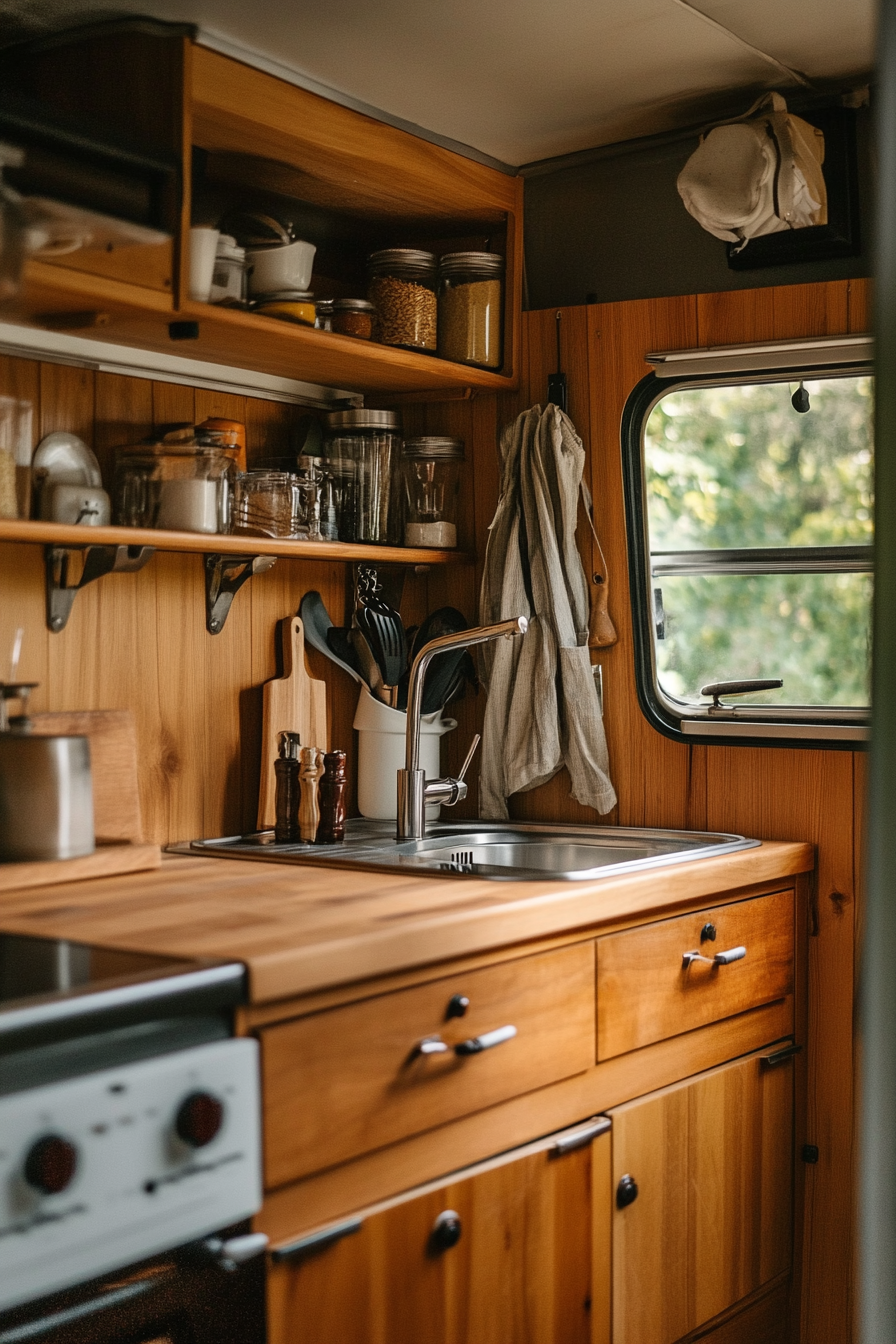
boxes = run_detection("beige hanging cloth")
[478,403,616,819]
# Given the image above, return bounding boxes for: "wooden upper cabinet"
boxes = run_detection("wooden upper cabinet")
[609,1047,794,1344]
[4,23,523,394]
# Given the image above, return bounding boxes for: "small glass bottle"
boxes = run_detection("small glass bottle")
[317,750,347,843]
[367,249,437,352]
[437,252,504,368]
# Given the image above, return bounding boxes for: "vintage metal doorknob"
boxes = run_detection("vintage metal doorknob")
[616,1173,639,1209]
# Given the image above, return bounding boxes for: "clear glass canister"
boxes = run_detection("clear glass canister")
[401,436,464,548]
[367,249,437,352]
[323,409,401,544]
[113,434,238,534]
[232,470,319,540]
[437,251,504,369]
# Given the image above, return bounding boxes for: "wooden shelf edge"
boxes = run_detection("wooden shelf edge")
[0,519,473,566]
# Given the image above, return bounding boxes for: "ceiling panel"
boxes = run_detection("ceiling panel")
[4,0,877,165]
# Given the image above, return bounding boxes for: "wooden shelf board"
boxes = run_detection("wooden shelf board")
[0,518,472,566]
[14,264,518,397]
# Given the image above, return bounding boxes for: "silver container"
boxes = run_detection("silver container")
[0,735,95,862]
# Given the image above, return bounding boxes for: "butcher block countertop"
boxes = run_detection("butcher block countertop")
[0,842,813,1006]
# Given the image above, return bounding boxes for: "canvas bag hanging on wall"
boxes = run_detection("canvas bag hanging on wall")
[677,93,827,253]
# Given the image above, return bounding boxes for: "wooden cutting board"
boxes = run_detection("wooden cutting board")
[258,616,328,829]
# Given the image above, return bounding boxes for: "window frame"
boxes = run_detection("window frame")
[620,349,873,750]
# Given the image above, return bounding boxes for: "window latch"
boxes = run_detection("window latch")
[700,678,783,712]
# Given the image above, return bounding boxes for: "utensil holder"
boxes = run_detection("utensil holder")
[353,687,455,821]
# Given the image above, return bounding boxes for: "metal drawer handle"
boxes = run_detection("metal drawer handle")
[455,1024,517,1055]
[414,1024,518,1059]
[760,1043,802,1068]
[682,945,747,968]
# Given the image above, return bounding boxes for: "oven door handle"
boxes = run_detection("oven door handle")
[0,1268,177,1344]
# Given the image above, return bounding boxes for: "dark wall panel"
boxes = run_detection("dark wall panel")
[523,107,872,309]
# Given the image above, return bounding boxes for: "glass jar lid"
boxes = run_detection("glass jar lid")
[367,248,436,277]
[332,298,376,312]
[438,251,504,278]
[402,436,465,460]
[326,409,401,431]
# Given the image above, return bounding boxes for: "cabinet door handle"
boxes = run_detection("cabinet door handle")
[760,1042,802,1068]
[551,1116,611,1156]
[682,945,747,968]
[271,1217,363,1263]
[455,1024,517,1055]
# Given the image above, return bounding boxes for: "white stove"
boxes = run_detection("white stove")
[0,933,265,1335]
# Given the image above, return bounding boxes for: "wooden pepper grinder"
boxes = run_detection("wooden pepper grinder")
[274,731,301,842]
[317,749,347,844]
[298,746,325,843]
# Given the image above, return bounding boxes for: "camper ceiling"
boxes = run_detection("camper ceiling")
[0,0,876,166]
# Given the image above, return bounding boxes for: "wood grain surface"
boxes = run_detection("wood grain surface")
[30,710,143,843]
[261,940,594,1187]
[0,842,160,894]
[257,617,328,829]
[610,1048,793,1344]
[0,842,811,1004]
[267,1119,598,1344]
[596,887,794,1059]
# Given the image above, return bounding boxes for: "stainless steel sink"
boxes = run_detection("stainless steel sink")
[177,819,759,881]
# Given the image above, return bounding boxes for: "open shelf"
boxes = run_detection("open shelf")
[14,262,517,398]
[0,517,471,566]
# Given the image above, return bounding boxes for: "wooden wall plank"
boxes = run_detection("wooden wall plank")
[848,278,872,334]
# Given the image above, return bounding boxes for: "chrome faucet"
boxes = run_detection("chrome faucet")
[396,616,528,841]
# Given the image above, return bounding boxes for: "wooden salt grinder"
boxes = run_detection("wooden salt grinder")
[299,746,324,843]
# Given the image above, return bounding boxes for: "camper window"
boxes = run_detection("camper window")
[622,354,873,746]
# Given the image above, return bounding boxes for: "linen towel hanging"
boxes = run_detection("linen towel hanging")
[478,403,616,819]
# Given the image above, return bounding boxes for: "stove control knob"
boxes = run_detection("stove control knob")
[175,1091,224,1148]
[24,1134,78,1194]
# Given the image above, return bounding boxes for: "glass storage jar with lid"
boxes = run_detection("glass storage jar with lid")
[367,249,437,352]
[323,409,401,544]
[113,427,239,534]
[331,298,376,340]
[437,251,504,369]
[401,436,464,548]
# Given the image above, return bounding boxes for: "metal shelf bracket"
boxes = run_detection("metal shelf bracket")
[205,553,276,634]
[45,543,155,632]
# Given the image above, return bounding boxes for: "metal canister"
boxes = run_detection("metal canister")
[0,734,94,861]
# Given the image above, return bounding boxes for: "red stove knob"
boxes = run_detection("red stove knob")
[175,1091,224,1148]
[24,1135,78,1194]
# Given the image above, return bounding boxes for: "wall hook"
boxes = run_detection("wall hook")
[547,310,568,413]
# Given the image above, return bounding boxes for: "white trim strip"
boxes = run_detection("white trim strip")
[681,719,869,741]
[648,334,873,379]
[0,321,361,409]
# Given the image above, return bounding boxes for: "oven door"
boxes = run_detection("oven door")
[0,1229,267,1344]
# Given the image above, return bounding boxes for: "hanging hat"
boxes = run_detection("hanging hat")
[677,93,827,253]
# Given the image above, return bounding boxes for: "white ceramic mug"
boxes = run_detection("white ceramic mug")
[188,226,220,302]
[247,238,316,296]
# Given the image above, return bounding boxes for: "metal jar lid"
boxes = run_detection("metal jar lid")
[438,251,505,278]
[251,289,315,302]
[326,409,401,431]
[402,436,465,460]
[332,298,376,313]
[367,248,437,275]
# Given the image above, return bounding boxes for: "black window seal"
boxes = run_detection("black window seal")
[620,361,873,752]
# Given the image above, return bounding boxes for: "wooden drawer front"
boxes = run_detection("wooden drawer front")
[261,941,595,1189]
[597,889,794,1060]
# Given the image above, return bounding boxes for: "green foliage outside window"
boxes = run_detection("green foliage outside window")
[644,376,873,707]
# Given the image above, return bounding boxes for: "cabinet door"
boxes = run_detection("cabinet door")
[268,1119,610,1344]
[609,1048,794,1344]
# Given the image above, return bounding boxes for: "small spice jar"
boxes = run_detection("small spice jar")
[252,290,316,326]
[401,436,464,549]
[437,251,504,369]
[367,249,437,352]
[331,298,376,340]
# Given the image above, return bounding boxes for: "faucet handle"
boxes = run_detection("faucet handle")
[457,734,481,785]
